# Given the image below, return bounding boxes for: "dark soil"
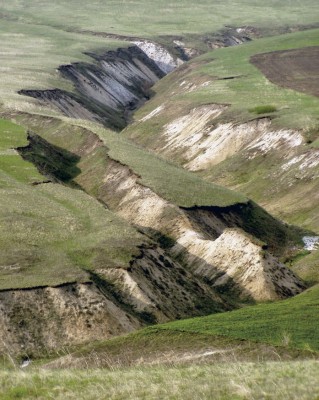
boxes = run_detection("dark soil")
[250,46,319,97]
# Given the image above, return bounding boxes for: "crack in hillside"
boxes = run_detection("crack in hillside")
[18,44,174,130]
[16,26,262,131]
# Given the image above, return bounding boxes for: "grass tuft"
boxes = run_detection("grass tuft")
[249,105,277,114]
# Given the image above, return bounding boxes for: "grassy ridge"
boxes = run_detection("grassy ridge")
[0,119,145,290]
[12,113,248,208]
[88,122,248,207]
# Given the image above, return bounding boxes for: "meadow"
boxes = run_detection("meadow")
[1,0,319,37]
[1,361,319,400]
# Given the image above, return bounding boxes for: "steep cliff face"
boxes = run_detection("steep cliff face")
[98,246,226,324]
[0,242,229,355]
[18,45,179,130]
[135,105,305,172]
[78,154,306,301]
[0,283,140,356]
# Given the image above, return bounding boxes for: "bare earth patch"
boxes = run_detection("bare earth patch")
[250,46,319,97]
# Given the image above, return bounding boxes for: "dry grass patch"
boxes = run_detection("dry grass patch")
[0,361,319,399]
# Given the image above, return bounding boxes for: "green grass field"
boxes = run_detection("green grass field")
[1,0,318,37]
[0,1,318,117]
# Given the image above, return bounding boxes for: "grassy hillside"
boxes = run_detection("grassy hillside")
[129,29,319,139]
[0,118,146,290]
[11,113,248,208]
[290,250,319,284]
[150,284,319,352]
[83,121,248,207]
[125,29,319,232]
[69,284,319,363]
[0,19,125,114]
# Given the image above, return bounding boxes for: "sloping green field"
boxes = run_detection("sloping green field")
[0,119,146,290]
[68,284,319,364]
[145,284,319,352]
[129,28,319,142]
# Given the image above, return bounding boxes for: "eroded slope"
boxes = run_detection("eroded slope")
[0,119,229,355]
[124,30,319,235]
[10,114,306,304]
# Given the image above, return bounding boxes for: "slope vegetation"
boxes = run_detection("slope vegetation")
[53,284,319,370]
[124,29,319,235]
[0,118,235,355]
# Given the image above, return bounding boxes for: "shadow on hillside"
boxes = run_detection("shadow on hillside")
[17,131,81,184]
[136,225,256,308]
